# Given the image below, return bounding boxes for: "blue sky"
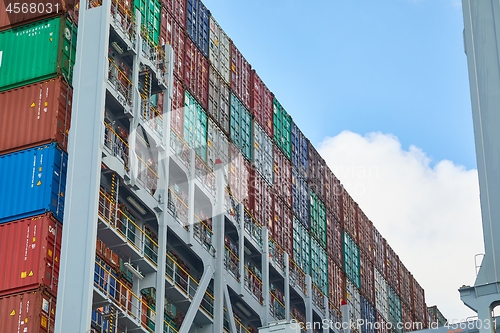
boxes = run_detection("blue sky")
[203,0,482,323]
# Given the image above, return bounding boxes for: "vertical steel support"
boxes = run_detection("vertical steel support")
[239,202,245,296]
[261,226,270,326]
[323,295,330,333]
[306,275,313,333]
[214,159,226,332]
[284,252,291,322]
[188,149,196,240]
[224,284,239,333]
[54,0,111,331]
[341,302,350,333]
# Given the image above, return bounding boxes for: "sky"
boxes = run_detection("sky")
[203,0,483,323]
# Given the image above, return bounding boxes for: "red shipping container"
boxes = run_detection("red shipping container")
[0,77,72,155]
[325,169,342,222]
[0,287,56,332]
[0,214,62,297]
[250,70,273,137]
[160,7,185,80]
[341,188,358,242]
[184,37,208,110]
[328,257,345,311]
[229,144,250,203]
[270,194,292,255]
[358,208,373,262]
[401,301,416,332]
[360,249,375,305]
[385,241,400,293]
[373,226,386,276]
[326,211,343,268]
[246,167,273,228]
[307,141,327,201]
[398,263,412,308]
[273,145,292,208]
[0,0,76,31]
[377,312,391,333]
[411,277,427,327]
[162,0,185,28]
[230,42,251,110]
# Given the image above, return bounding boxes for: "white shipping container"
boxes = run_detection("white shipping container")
[208,66,230,134]
[253,121,274,185]
[207,118,230,170]
[209,16,230,84]
[346,279,362,326]
[374,268,389,321]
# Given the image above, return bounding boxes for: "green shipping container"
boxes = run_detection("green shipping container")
[343,231,361,289]
[293,216,310,274]
[273,98,292,160]
[230,92,252,160]
[0,16,77,92]
[310,190,327,249]
[388,285,403,333]
[134,0,161,46]
[184,91,208,162]
[310,237,328,295]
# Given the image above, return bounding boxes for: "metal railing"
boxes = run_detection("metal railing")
[225,188,240,224]
[224,245,240,281]
[195,155,216,196]
[140,29,166,77]
[268,237,285,273]
[135,154,159,196]
[139,92,163,140]
[312,283,326,314]
[170,129,191,169]
[110,0,136,44]
[107,58,133,107]
[193,213,213,252]
[104,122,129,169]
[289,259,308,296]
[244,210,262,248]
[167,187,189,226]
[270,291,286,320]
[244,266,263,304]
[290,310,307,333]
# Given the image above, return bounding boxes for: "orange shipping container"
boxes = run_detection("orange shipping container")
[0,214,62,297]
[0,77,72,155]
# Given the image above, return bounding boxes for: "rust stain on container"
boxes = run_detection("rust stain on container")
[0,76,72,155]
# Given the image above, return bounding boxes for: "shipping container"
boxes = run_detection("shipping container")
[273,144,292,208]
[402,302,416,332]
[209,16,230,83]
[208,65,230,134]
[292,216,310,274]
[342,188,358,242]
[292,166,309,228]
[327,211,343,268]
[373,226,386,276]
[160,7,185,79]
[186,0,209,57]
[0,15,77,92]
[291,120,308,178]
[207,118,229,171]
[361,296,377,333]
[377,312,391,333]
[0,77,72,155]
[328,257,344,311]
[0,214,61,297]
[388,284,403,333]
[230,92,252,160]
[168,76,185,136]
[346,278,362,327]
[310,238,328,295]
[307,141,326,201]
[385,241,400,293]
[270,194,293,256]
[343,231,361,289]
[184,37,209,110]
[134,0,161,46]
[374,268,389,321]
[250,70,273,137]
[253,121,273,185]
[398,263,412,308]
[325,168,342,222]
[162,0,185,27]
[230,42,252,110]
[273,98,292,160]
[0,143,67,224]
[427,305,447,327]
[310,190,327,249]
[0,287,56,333]
[183,90,207,162]
[411,277,426,326]
[246,167,273,228]
[229,145,250,203]
[358,209,373,262]
[360,249,375,306]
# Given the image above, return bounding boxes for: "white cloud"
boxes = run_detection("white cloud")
[318,130,483,322]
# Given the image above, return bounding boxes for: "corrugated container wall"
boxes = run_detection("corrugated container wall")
[273,98,292,160]
[402,302,415,332]
[427,305,447,327]
[309,190,327,249]
[273,145,292,208]
[360,249,375,306]
[358,209,373,261]
[325,169,342,222]
[184,37,208,110]
[292,216,310,274]
[343,231,361,289]
[160,7,185,79]
[377,313,391,333]
[292,166,309,228]
[252,121,273,185]
[375,268,389,321]
[208,65,230,134]
[170,76,185,136]
[361,296,377,333]
[207,118,229,171]
[0,15,78,92]
[229,145,250,203]
[310,237,328,294]
[399,263,412,308]
[342,188,358,242]
[373,226,386,275]
[327,212,343,268]
[134,0,161,46]
[163,0,185,28]
[291,120,308,178]
[328,257,344,311]
[270,195,293,257]
[246,168,273,228]
[388,285,403,333]
[0,287,56,333]
[307,142,326,201]
[0,143,67,224]
[230,43,251,110]
[230,92,252,160]
[385,241,400,293]
[0,214,62,297]
[209,16,230,83]
[0,77,72,155]
[186,0,209,57]
[412,278,427,325]
[183,91,207,162]
[250,70,273,137]
[346,278,362,326]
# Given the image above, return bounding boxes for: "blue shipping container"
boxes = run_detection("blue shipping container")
[292,166,309,228]
[291,120,308,178]
[361,296,377,333]
[186,0,210,57]
[0,143,67,224]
